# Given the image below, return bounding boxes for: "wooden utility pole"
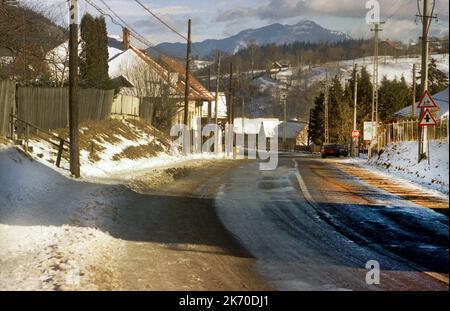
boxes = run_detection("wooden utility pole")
[307,109,312,148]
[282,86,287,147]
[69,0,80,178]
[183,19,192,126]
[214,51,221,125]
[323,73,330,145]
[207,67,212,124]
[369,22,384,159]
[241,98,245,136]
[352,64,358,157]
[228,62,234,124]
[412,63,417,117]
[418,0,436,162]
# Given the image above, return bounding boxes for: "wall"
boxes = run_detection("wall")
[0,80,15,136]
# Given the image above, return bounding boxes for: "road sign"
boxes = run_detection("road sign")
[418,109,437,127]
[363,122,376,141]
[418,90,438,109]
[352,130,360,139]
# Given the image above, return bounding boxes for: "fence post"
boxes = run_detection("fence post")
[24,123,29,153]
[56,139,64,168]
[9,110,14,140]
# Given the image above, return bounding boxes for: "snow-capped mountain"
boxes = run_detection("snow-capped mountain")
[154,20,351,59]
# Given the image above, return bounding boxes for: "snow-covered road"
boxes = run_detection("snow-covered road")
[215,154,449,290]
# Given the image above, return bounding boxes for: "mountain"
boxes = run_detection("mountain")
[154,20,351,59]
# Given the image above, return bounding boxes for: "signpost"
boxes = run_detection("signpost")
[417,91,439,161]
[363,122,376,141]
[418,109,437,127]
[418,90,438,109]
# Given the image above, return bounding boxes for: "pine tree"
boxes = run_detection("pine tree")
[329,75,352,144]
[310,92,325,145]
[96,16,110,88]
[356,66,373,124]
[80,13,110,89]
[378,76,410,121]
[427,58,449,95]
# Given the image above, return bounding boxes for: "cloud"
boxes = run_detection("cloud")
[216,0,449,41]
[217,0,449,22]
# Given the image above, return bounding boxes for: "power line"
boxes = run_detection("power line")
[133,0,188,42]
[132,0,203,58]
[97,0,151,46]
[84,0,155,50]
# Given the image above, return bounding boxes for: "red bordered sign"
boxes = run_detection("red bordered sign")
[418,90,438,109]
[418,109,437,127]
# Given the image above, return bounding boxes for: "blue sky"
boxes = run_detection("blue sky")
[34,0,449,46]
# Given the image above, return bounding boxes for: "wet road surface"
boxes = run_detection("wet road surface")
[214,153,449,290]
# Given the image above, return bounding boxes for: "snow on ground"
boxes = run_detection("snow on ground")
[0,125,230,290]
[27,119,228,180]
[349,140,449,195]
[0,147,123,290]
[254,54,449,92]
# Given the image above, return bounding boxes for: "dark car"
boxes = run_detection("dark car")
[321,144,348,158]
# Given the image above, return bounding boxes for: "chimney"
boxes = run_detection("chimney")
[122,27,131,50]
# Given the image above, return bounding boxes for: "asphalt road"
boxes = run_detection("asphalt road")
[214,153,449,291]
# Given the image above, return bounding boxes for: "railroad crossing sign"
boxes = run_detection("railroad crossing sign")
[418,90,438,109]
[352,130,360,139]
[418,109,437,127]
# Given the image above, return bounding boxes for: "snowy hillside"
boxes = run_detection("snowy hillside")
[265,53,449,88]
[367,141,449,195]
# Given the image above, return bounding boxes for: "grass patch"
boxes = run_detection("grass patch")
[112,141,164,161]
[32,118,171,163]
[0,136,10,145]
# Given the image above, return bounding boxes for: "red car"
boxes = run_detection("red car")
[321,144,348,158]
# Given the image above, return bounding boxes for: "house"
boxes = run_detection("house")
[275,121,309,150]
[201,92,228,124]
[108,28,214,128]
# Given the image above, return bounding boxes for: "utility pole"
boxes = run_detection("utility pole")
[352,64,359,157]
[369,22,384,159]
[412,63,417,117]
[323,73,330,145]
[417,0,436,162]
[228,62,234,124]
[307,109,312,148]
[207,67,212,124]
[215,51,221,125]
[241,98,245,134]
[183,19,192,126]
[282,85,288,148]
[69,0,80,178]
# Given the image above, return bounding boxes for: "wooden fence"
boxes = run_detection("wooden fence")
[17,87,114,130]
[369,117,449,154]
[0,80,16,136]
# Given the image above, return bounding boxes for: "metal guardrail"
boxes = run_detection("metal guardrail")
[10,114,70,168]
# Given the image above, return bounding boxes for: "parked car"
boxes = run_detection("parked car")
[321,144,348,158]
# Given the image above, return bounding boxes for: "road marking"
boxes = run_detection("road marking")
[292,159,449,286]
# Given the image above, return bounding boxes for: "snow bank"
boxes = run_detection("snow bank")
[25,119,230,180]
[366,140,449,194]
[0,147,121,290]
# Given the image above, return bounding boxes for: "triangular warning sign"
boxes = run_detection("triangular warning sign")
[418,90,438,109]
[418,109,437,126]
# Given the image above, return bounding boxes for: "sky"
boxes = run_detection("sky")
[30,0,449,46]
